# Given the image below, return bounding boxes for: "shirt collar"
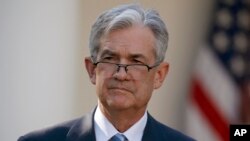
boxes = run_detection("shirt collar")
[94,105,147,141]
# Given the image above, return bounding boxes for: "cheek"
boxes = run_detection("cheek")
[95,71,110,96]
[134,74,155,100]
[138,80,154,95]
[137,72,155,87]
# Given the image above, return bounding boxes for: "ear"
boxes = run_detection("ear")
[85,57,96,85]
[153,62,169,89]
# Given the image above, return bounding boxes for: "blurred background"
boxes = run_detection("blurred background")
[0,0,249,141]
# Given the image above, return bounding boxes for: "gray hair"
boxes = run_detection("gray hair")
[89,4,169,63]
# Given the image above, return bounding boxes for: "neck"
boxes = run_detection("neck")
[98,103,146,132]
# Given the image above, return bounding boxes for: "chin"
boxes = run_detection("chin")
[107,99,133,110]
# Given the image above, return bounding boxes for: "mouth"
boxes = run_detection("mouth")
[109,87,132,94]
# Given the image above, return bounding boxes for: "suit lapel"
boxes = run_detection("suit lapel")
[141,113,158,141]
[66,109,96,141]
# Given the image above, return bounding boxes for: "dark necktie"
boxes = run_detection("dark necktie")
[108,133,128,141]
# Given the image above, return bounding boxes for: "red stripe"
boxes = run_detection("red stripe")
[191,77,229,141]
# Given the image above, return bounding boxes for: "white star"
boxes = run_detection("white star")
[222,0,236,6]
[230,55,246,77]
[233,32,248,53]
[216,8,233,29]
[213,31,230,53]
[237,9,250,30]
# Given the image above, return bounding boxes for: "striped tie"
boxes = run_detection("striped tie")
[108,133,128,141]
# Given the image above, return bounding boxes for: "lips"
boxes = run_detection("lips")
[106,79,135,94]
[109,87,132,94]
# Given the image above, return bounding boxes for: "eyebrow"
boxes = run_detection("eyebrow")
[98,49,117,59]
[98,49,149,62]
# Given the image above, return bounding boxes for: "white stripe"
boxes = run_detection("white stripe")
[186,102,220,141]
[194,45,240,122]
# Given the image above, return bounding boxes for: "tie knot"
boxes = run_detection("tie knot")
[109,133,128,141]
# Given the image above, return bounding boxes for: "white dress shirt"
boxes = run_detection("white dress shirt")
[94,105,147,141]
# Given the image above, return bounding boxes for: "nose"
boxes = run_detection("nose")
[116,65,128,73]
[113,66,129,80]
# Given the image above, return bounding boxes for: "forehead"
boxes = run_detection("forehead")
[99,25,156,60]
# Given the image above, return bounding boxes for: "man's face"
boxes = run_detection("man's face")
[87,25,168,111]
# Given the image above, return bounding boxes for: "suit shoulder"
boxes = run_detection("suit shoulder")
[18,118,81,141]
[149,116,195,141]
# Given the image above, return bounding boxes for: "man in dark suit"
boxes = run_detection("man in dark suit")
[18,4,195,141]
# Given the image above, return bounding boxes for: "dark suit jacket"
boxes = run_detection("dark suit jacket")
[18,109,195,141]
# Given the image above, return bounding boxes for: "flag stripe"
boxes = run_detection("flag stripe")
[187,0,249,140]
[194,46,239,122]
[186,102,220,141]
[192,77,229,141]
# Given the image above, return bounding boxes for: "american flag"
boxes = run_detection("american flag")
[186,0,250,141]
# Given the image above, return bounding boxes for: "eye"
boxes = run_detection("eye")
[101,56,117,62]
[103,56,113,60]
[132,59,144,64]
